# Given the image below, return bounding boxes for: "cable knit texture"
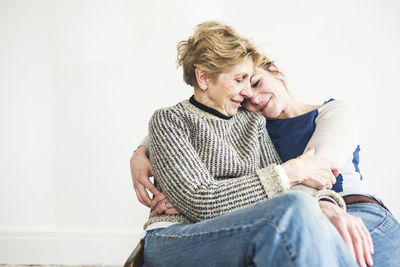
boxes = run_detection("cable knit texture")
[257,166,290,198]
[291,184,346,210]
[144,99,345,229]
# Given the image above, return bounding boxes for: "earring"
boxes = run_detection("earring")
[277,73,284,81]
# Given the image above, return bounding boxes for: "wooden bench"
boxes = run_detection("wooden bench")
[124,239,144,267]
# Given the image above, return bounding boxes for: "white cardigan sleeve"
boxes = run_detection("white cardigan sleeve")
[138,134,150,148]
[304,99,359,169]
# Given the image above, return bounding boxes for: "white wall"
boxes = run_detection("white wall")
[0,0,399,265]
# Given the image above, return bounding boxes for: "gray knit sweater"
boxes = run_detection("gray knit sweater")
[144,99,344,229]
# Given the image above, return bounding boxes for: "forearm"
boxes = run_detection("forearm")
[305,99,358,168]
[150,109,289,222]
[151,137,281,221]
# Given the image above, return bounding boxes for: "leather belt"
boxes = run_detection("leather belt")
[343,195,384,208]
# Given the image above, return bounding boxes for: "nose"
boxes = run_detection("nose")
[240,82,253,98]
[249,93,260,104]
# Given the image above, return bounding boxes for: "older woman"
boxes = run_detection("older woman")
[137,21,357,267]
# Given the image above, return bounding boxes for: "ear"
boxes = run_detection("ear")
[195,68,209,91]
[268,63,284,80]
[268,63,280,73]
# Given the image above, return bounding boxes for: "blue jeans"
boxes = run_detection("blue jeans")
[143,191,358,267]
[347,202,400,267]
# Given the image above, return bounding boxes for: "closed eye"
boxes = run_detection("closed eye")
[252,80,260,88]
[236,74,249,84]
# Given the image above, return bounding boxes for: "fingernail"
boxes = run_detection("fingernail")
[367,253,373,266]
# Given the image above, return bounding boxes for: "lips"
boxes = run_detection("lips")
[231,98,243,107]
[261,97,271,112]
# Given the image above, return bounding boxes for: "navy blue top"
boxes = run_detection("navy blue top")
[265,99,387,209]
[267,110,318,163]
[266,99,363,194]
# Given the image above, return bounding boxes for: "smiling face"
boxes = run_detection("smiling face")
[201,57,254,116]
[242,67,290,119]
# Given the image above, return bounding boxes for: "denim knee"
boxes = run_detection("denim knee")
[271,191,321,222]
[277,191,317,209]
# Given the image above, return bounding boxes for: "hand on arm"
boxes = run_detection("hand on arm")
[282,147,339,190]
[130,146,160,207]
[319,200,374,267]
[130,137,179,215]
[150,192,180,217]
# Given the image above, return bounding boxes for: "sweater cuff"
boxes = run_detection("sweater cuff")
[313,189,347,211]
[257,164,290,198]
[134,135,150,153]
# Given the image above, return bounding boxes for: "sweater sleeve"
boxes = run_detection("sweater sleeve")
[291,184,346,210]
[257,120,291,197]
[305,99,359,169]
[139,134,150,148]
[149,108,288,222]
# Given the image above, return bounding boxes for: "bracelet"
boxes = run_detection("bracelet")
[317,196,339,206]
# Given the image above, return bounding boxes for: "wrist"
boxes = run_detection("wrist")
[281,159,303,186]
[313,189,346,211]
[318,200,343,218]
[134,145,149,157]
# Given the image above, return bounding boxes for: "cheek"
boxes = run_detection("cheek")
[242,101,256,112]
[259,84,271,94]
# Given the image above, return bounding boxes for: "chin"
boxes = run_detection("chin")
[263,111,279,119]
[262,106,281,119]
[228,109,239,116]
[261,111,272,118]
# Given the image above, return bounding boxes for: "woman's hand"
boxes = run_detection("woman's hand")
[319,201,374,267]
[150,192,180,217]
[130,146,160,207]
[282,147,339,189]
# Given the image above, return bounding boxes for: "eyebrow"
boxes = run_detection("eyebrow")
[235,73,250,78]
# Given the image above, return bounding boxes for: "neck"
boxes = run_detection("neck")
[191,91,232,120]
[279,95,320,119]
[193,90,227,116]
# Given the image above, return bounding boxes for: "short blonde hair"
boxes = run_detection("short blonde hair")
[177,21,262,88]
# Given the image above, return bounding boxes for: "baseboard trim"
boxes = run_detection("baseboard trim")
[0,228,143,265]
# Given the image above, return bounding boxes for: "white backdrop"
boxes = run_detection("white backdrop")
[0,0,399,265]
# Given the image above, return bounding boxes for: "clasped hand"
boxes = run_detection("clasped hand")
[130,146,179,215]
[282,147,339,189]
